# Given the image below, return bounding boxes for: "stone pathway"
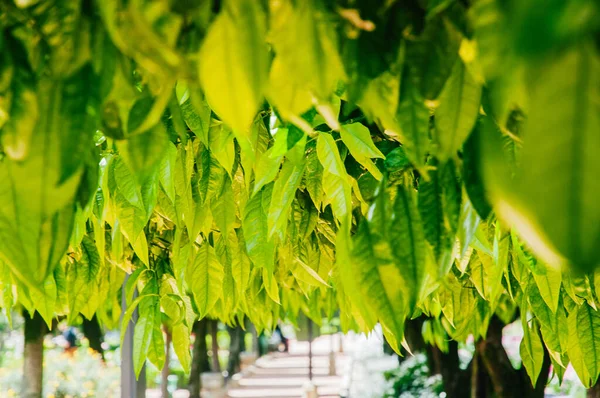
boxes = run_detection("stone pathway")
[226,335,349,398]
[148,329,398,398]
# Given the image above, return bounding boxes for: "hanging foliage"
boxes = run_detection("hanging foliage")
[0,0,600,388]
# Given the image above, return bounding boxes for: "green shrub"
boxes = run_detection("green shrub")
[382,353,443,398]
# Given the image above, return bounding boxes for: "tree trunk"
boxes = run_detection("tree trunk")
[470,347,493,398]
[588,383,600,397]
[426,340,471,398]
[22,311,48,398]
[249,322,261,357]
[188,318,210,398]
[210,319,221,372]
[82,314,104,360]
[161,326,171,398]
[227,325,244,376]
[477,316,550,398]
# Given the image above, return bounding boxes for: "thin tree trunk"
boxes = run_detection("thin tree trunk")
[22,311,48,398]
[210,319,221,372]
[188,318,210,398]
[470,346,493,398]
[161,326,171,398]
[82,314,104,360]
[249,322,260,357]
[227,325,243,376]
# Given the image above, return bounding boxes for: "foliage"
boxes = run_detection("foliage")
[0,335,120,397]
[383,353,443,398]
[0,0,600,389]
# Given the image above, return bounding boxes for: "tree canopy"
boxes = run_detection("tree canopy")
[1,0,600,387]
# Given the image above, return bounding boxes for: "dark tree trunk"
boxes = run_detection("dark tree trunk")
[385,316,471,398]
[210,319,221,372]
[477,316,551,398]
[22,311,48,398]
[161,326,171,398]
[588,383,600,397]
[188,318,210,398]
[470,347,493,398]
[227,325,244,376]
[427,340,471,398]
[82,314,104,360]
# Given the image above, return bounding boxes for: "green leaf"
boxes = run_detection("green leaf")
[180,94,211,145]
[531,262,562,313]
[390,186,427,310]
[316,133,346,177]
[0,260,14,327]
[107,157,150,265]
[456,198,481,260]
[462,121,493,220]
[294,257,330,288]
[120,123,169,182]
[243,187,276,273]
[211,176,236,235]
[406,17,462,100]
[231,230,251,299]
[209,122,236,176]
[418,159,453,268]
[67,236,101,322]
[435,59,482,161]
[0,85,81,283]
[569,311,592,387]
[199,0,269,133]
[29,274,57,329]
[1,36,38,161]
[396,74,430,172]
[57,65,102,182]
[520,320,545,386]
[262,268,280,304]
[268,161,306,238]
[147,323,166,370]
[341,123,385,159]
[317,133,352,221]
[218,238,238,315]
[187,243,224,318]
[158,143,177,205]
[133,297,159,378]
[577,303,600,382]
[172,323,191,373]
[341,123,384,180]
[253,148,283,195]
[268,0,345,115]
[304,147,324,209]
[352,221,406,352]
[507,43,600,272]
[120,295,148,346]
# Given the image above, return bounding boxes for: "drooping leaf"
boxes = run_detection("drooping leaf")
[391,186,428,310]
[520,320,545,386]
[396,72,430,172]
[187,243,224,318]
[268,161,306,238]
[340,123,384,180]
[199,0,269,134]
[172,323,191,373]
[133,297,159,377]
[577,303,600,383]
[505,43,600,272]
[243,187,276,273]
[353,221,406,352]
[435,59,482,161]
